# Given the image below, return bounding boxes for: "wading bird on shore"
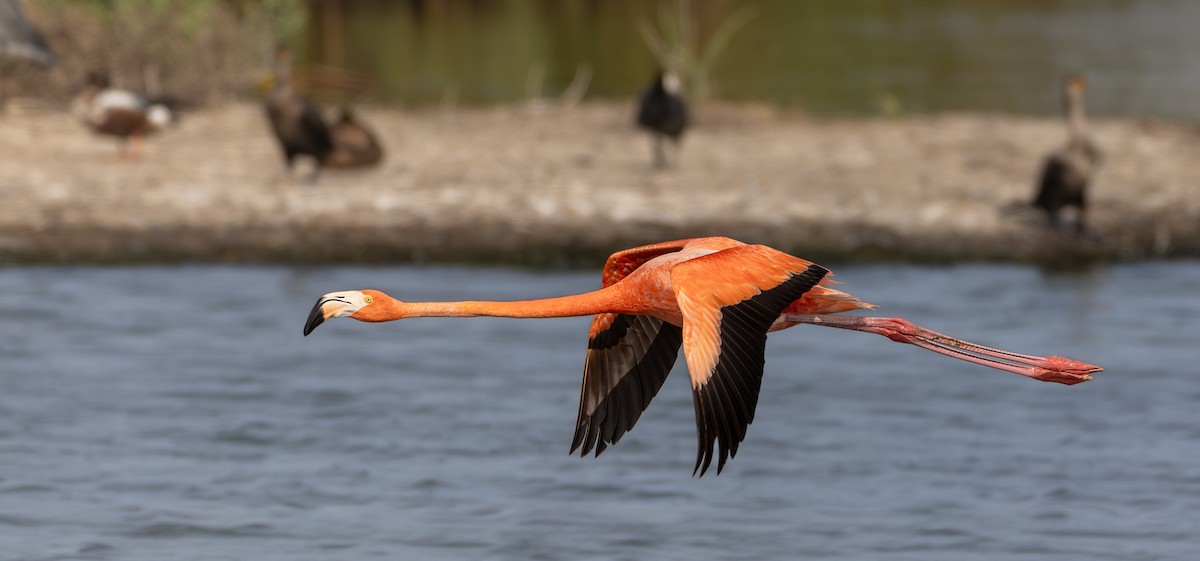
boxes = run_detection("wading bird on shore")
[1033,74,1102,233]
[264,46,383,178]
[304,237,1100,475]
[636,70,689,169]
[69,72,175,159]
[265,45,334,177]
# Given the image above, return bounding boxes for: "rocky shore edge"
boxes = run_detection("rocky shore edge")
[2,101,1197,268]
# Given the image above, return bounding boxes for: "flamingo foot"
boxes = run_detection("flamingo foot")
[1030,356,1101,385]
[784,314,1102,385]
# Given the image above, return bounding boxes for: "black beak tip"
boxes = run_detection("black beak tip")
[303,315,323,336]
[303,299,325,336]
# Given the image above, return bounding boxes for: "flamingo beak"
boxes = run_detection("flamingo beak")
[303,295,351,336]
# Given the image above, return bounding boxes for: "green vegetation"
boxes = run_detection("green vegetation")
[29,0,305,103]
[636,0,757,98]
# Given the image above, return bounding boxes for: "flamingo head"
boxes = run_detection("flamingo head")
[303,289,399,335]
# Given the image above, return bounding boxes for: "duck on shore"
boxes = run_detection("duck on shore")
[323,107,383,169]
[636,70,689,169]
[69,72,175,158]
[1033,74,1102,233]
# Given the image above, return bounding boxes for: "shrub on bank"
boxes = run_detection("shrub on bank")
[14,0,303,105]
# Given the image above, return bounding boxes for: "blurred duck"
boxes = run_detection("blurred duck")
[323,107,383,169]
[70,72,175,158]
[0,0,55,67]
[636,70,689,169]
[1033,74,1102,233]
[265,45,333,174]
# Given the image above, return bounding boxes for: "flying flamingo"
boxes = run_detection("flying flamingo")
[303,237,1100,475]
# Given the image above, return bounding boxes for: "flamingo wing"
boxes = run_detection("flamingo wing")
[596,238,714,288]
[671,245,829,475]
[570,238,699,457]
[570,314,683,456]
[570,237,751,458]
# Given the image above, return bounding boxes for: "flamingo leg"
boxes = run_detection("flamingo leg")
[783,314,1100,385]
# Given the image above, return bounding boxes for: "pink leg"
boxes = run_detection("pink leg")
[783,314,1101,385]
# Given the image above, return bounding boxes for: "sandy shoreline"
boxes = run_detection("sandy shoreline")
[1,100,1198,267]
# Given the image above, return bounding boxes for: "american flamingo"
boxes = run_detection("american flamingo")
[303,237,1100,475]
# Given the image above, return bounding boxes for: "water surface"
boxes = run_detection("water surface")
[1,263,1197,560]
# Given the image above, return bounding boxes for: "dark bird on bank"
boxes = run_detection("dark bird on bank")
[1033,74,1102,233]
[323,107,383,169]
[264,46,383,178]
[264,45,335,175]
[70,72,176,158]
[0,0,55,67]
[636,70,689,169]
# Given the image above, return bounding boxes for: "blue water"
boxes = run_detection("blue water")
[1,263,1197,560]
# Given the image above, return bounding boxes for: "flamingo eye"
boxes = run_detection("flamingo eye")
[363,295,373,304]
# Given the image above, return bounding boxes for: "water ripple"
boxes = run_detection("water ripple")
[1,263,1198,560]
[123,521,278,538]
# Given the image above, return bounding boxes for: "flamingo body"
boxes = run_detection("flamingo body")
[572,238,843,473]
[304,237,1101,475]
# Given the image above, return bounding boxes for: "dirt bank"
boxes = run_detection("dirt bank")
[2,100,1198,267]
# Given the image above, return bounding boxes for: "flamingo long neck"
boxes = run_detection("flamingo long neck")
[397,286,631,319]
